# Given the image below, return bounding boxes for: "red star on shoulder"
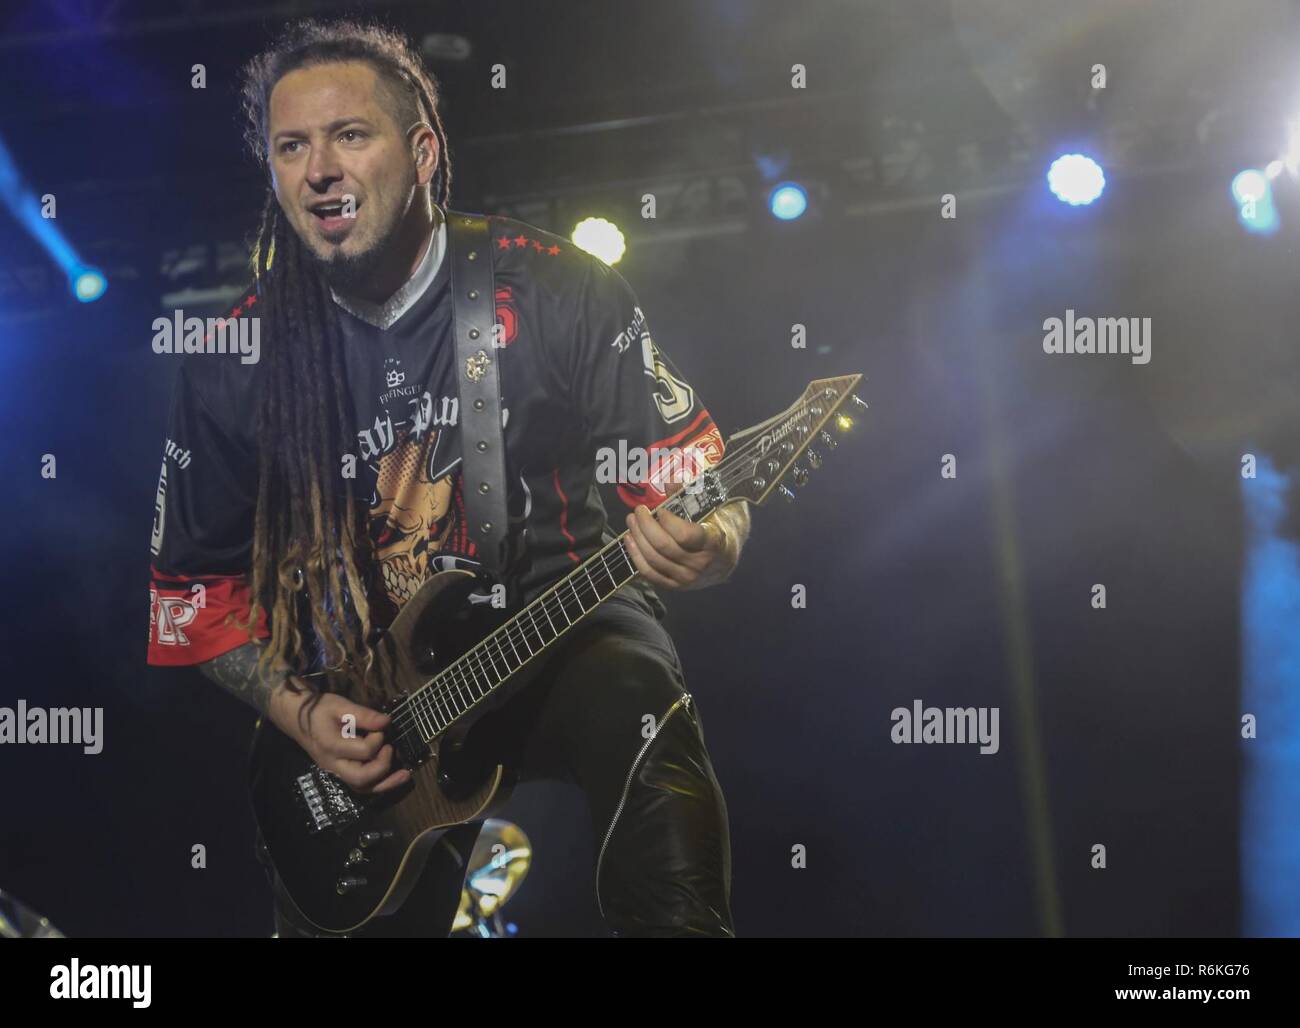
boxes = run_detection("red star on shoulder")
[231,306,242,317]
[531,239,544,251]
[496,237,512,250]
[513,234,528,248]
[547,245,560,255]
[245,294,257,307]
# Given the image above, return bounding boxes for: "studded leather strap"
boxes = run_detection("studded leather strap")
[446,209,510,577]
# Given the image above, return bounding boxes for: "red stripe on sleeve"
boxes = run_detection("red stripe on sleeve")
[147,569,270,667]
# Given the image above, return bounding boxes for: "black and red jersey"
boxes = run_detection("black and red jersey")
[146,207,726,667]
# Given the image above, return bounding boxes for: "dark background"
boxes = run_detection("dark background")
[3,0,1297,937]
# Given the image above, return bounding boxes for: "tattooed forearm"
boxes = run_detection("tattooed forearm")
[198,643,288,716]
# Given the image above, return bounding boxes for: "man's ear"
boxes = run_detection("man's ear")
[412,127,438,185]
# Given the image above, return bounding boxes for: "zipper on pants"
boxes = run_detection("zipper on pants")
[595,691,693,923]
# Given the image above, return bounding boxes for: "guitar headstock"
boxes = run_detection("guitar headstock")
[719,374,865,506]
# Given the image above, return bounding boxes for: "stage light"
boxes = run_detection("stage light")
[769,182,808,221]
[1231,169,1280,235]
[1046,154,1105,206]
[571,217,626,265]
[1232,169,1268,204]
[71,267,107,302]
[1,132,107,304]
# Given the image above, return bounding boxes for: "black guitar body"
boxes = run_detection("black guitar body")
[249,569,544,934]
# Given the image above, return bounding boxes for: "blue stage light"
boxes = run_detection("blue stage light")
[72,267,107,302]
[1232,169,1280,235]
[1046,154,1105,206]
[1,131,108,300]
[769,182,808,221]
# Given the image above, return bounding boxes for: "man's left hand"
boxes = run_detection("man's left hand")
[623,483,740,591]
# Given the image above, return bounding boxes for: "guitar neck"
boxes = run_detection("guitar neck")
[399,482,727,737]
[395,371,865,743]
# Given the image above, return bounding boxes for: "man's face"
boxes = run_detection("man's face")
[267,61,423,290]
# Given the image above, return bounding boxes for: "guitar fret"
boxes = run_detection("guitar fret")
[413,697,435,740]
[450,666,474,709]
[521,610,544,653]
[504,629,523,667]
[541,600,559,637]
[430,680,456,726]
[427,693,448,733]
[467,653,492,692]
[570,579,586,614]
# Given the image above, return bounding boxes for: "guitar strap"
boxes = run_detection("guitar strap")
[444,207,511,580]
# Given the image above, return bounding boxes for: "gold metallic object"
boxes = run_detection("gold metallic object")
[451,819,532,936]
[465,349,491,383]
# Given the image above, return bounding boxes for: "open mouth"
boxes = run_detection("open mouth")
[309,201,360,233]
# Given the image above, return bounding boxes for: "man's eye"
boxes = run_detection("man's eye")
[279,141,302,155]
[340,130,366,143]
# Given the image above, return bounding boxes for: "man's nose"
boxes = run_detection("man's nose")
[305,142,343,188]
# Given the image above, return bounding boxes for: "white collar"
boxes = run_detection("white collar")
[329,206,446,330]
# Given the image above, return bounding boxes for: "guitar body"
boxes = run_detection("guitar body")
[249,569,540,935]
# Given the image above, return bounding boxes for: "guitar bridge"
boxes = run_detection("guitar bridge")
[296,767,362,832]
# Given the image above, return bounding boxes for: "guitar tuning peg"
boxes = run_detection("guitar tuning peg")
[850,394,868,410]
[777,485,796,503]
[792,465,809,487]
[806,449,822,469]
[819,430,837,450]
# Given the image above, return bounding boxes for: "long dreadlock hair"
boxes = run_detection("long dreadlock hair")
[234,19,453,706]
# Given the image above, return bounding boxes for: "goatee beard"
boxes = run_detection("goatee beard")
[308,244,388,295]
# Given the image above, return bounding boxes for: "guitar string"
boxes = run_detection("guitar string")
[385,393,840,745]
[384,392,846,745]
[390,534,639,741]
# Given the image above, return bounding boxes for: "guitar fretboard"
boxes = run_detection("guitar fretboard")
[394,485,713,747]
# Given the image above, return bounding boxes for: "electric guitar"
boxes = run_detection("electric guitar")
[249,374,864,933]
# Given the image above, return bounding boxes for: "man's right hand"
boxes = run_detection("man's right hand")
[269,686,412,795]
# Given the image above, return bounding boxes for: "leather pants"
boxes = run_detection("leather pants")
[593,686,734,937]
[258,590,734,938]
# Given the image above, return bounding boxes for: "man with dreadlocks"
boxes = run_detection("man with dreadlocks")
[146,19,749,938]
